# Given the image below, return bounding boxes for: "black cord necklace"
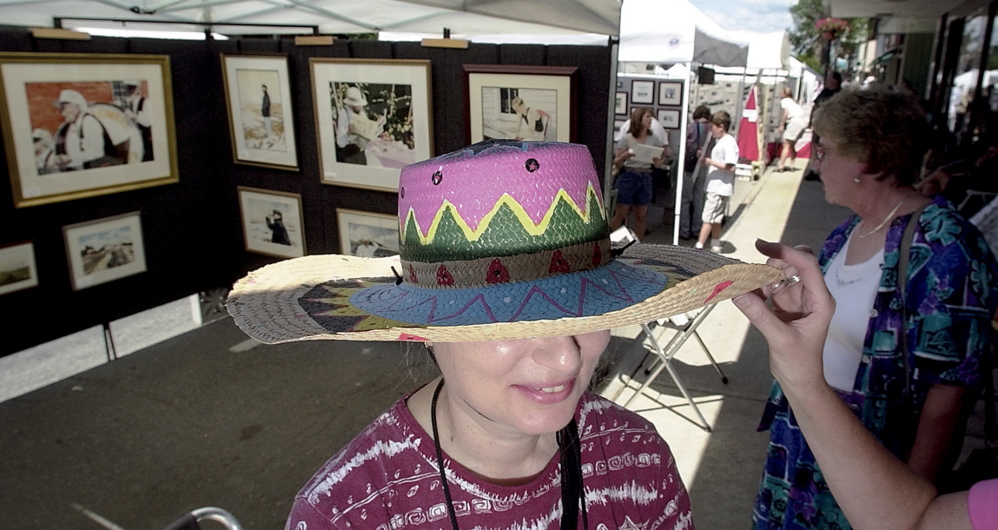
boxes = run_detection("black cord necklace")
[429,380,588,530]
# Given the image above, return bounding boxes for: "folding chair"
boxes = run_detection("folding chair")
[619,303,728,432]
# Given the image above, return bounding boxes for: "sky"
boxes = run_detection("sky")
[692,0,797,34]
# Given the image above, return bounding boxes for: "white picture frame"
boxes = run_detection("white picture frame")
[63,212,147,291]
[657,108,681,129]
[0,241,38,295]
[631,80,654,104]
[336,208,400,257]
[311,58,433,192]
[658,81,683,106]
[221,54,299,171]
[238,186,306,259]
[614,91,628,115]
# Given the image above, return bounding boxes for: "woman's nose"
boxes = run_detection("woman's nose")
[529,336,582,372]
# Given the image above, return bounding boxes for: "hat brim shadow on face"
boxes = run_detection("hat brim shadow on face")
[226,246,782,344]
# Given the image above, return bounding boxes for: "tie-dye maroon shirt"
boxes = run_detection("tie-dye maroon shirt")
[285,391,694,530]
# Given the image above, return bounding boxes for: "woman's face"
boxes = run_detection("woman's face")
[815,140,870,207]
[641,111,653,129]
[432,330,610,436]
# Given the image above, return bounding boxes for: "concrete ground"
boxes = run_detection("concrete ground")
[0,164,991,529]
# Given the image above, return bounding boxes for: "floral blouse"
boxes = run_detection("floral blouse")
[753,195,997,529]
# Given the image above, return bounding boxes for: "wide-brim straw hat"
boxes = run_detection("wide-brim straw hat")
[227,141,782,343]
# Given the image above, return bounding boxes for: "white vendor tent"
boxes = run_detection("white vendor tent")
[618,0,749,67]
[617,0,750,244]
[0,0,621,37]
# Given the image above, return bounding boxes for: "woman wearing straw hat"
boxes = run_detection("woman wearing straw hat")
[335,85,385,165]
[228,140,782,529]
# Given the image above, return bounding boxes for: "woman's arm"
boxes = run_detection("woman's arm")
[733,241,973,530]
[907,383,967,482]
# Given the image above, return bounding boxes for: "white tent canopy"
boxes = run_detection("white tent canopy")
[0,0,621,37]
[618,0,749,68]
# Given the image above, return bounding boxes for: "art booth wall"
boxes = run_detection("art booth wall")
[0,28,613,357]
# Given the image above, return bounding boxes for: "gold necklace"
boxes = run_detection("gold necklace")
[856,191,919,238]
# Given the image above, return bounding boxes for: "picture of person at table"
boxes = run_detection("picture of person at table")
[335,85,385,166]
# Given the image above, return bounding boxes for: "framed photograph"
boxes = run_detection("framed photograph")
[465,64,578,144]
[0,241,38,295]
[238,186,305,259]
[613,119,626,131]
[631,80,654,104]
[311,58,433,192]
[657,109,681,129]
[221,54,298,171]
[658,81,683,106]
[63,212,146,291]
[0,52,177,208]
[336,208,399,257]
[614,91,628,115]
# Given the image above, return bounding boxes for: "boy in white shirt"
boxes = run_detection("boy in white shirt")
[696,111,738,253]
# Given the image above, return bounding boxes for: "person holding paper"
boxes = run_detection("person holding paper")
[610,107,668,239]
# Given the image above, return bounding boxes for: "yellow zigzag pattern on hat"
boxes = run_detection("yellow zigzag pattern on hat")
[403,184,605,244]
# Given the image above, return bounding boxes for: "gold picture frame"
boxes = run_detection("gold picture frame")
[0,52,178,207]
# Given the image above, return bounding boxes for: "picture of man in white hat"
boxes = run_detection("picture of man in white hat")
[53,88,124,171]
[334,84,385,165]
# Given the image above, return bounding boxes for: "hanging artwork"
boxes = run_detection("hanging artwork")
[0,52,178,207]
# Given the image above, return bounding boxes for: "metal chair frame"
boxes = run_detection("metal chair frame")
[620,304,727,432]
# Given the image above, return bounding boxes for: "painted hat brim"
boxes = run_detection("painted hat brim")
[226,245,783,343]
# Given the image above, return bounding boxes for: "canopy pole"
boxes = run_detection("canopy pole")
[605,38,620,214]
[672,62,694,245]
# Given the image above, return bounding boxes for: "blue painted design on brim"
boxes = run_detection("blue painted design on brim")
[349,261,668,327]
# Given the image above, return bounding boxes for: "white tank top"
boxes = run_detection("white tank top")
[822,232,885,392]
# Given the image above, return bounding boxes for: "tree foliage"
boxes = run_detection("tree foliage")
[788,0,869,75]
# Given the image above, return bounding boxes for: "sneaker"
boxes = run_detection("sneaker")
[694,242,704,250]
[710,245,723,253]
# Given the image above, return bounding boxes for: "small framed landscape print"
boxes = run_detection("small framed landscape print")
[63,212,146,291]
[311,58,433,192]
[658,81,683,106]
[657,109,681,129]
[0,241,38,295]
[336,208,399,257]
[238,186,305,259]
[614,91,628,115]
[465,64,578,144]
[0,52,178,208]
[221,54,298,171]
[631,80,654,104]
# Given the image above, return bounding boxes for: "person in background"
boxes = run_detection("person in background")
[735,240,998,530]
[804,72,842,181]
[776,87,807,172]
[753,84,998,530]
[696,110,738,253]
[611,107,667,240]
[679,105,712,240]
